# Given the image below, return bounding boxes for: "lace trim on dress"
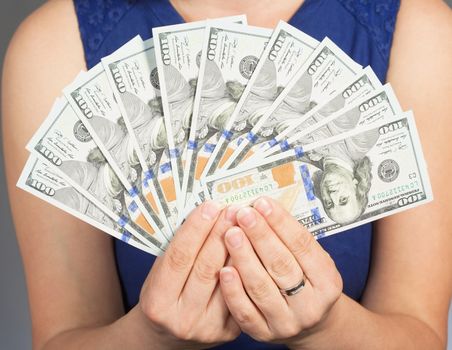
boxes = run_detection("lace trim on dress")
[336,0,400,63]
[73,0,136,64]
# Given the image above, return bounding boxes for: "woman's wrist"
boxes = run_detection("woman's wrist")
[287,293,348,350]
[113,305,172,350]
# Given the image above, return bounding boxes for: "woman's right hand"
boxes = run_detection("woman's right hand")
[137,201,241,350]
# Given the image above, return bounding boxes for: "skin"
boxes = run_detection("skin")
[2,0,452,349]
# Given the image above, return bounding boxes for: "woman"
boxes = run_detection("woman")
[2,0,452,349]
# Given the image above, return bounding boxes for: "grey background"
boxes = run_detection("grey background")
[0,1,451,349]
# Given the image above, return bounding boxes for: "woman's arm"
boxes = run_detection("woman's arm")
[305,0,452,346]
[2,1,130,348]
[360,0,452,344]
[2,2,183,349]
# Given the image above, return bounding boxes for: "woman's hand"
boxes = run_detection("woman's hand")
[138,201,241,350]
[219,197,343,348]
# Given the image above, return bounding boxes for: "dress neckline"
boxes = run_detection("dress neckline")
[146,0,325,28]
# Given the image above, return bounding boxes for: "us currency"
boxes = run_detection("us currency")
[152,16,247,207]
[201,111,432,239]
[65,37,171,238]
[236,66,382,165]
[17,155,162,256]
[26,98,167,250]
[181,22,273,209]
[101,38,179,233]
[220,37,363,171]
[268,84,402,157]
[65,64,172,242]
[199,21,318,175]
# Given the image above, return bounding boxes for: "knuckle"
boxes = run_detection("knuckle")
[191,215,207,233]
[253,330,272,343]
[248,280,272,301]
[276,320,300,340]
[291,230,315,258]
[197,332,217,344]
[234,309,253,325]
[302,308,323,329]
[224,324,241,341]
[320,260,343,299]
[166,245,192,272]
[269,206,290,228]
[183,210,208,235]
[141,300,165,327]
[269,253,297,278]
[331,272,343,295]
[193,257,219,284]
[173,323,196,341]
[324,273,343,305]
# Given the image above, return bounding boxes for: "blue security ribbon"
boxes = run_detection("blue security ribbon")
[246,132,258,143]
[311,207,322,223]
[300,164,315,201]
[160,162,171,174]
[280,140,290,151]
[222,130,233,141]
[145,169,155,180]
[117,215,129,227]
[300,164,324,236]
[169,148,180,158]
[128,201,138,213]
[203,143,215,153]
[128,186,139,197]
[268,138,278,147]
[294,146,305,159]
[121,231,132,242]
[188,140,198,150]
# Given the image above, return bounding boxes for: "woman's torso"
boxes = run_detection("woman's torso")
[74,1,400,348]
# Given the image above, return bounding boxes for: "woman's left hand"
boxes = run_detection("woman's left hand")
[219,197,343,348]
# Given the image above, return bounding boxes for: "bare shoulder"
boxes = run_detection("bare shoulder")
[363,0,452,346]
[388,0,452,106]
[2,0,86,229]
[3,0,85,122]
[2,1,124,348]
[387,0,452,210]
[2,0,86,157]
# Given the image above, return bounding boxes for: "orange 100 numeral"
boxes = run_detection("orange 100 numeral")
[215,175,254,193]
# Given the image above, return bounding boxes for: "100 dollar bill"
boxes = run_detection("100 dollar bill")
[265,83,402,158]
[181,22,272,209]
[101,38,178,233]
[221,37,362,171]
[18,155,162,255]
[26,98,167,250]
[64,39,173,240]
[238,66,382,164]
[201,112,432,239]
[152,16,247,206]
[204,21,319,173]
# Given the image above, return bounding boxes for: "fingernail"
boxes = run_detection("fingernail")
[201,201,221,220]
[254,197,273,217]
[225,227,243,248]
[220,267,234,283]
[237,207,256,228]
[225,205,240,223]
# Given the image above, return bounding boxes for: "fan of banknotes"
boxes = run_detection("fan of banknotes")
[17,17,433,256]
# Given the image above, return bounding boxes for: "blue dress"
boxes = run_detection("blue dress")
[74,1,400,348]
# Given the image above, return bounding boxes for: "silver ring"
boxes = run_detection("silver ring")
[279,276,306,296]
